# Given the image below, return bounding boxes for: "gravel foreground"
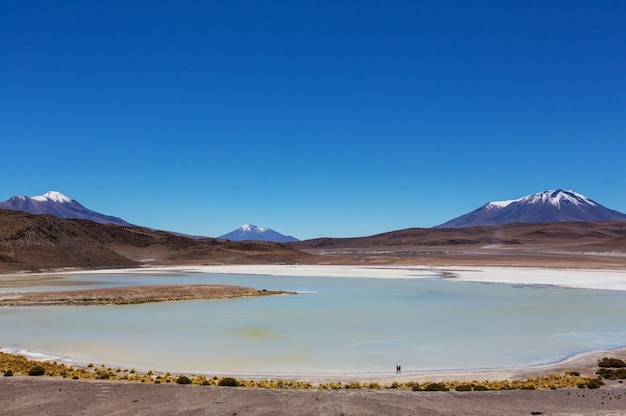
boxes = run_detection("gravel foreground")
[2,377,626,416]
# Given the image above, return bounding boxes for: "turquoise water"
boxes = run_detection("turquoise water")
[2,273,626,375]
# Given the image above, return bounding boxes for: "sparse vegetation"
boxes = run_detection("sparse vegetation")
[424,382,450,391]
[96,370,114,380]
[612,370,626,380]
[175,375,192,385]
[0,351,607,391]
[28,365,46,376]
[598,357,626,368]
[595,357,626,380]
[585,378,604,389]
[218,377,238,387]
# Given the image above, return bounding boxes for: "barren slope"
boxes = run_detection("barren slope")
[290,222,626,268]
[0,210,313,272]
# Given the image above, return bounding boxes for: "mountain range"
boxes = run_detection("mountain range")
[436,189,626,228]
[0,192,300,242]
[2,188,626,272]
[219,224,299,243]
[0,191,132,226]
[2,189,626,240]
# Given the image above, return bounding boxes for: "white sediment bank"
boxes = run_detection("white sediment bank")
[442,266,626,291]
[62,264,626,292]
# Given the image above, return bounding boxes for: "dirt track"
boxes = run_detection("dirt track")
[2,376,626,416]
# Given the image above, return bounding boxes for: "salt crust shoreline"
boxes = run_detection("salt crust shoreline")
[3,264,626,383]
[51,263,626,292]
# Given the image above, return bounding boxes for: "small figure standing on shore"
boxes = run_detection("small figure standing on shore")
[395,364,402,374]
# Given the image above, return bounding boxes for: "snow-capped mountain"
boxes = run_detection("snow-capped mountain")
[0,191,133,226]
[219,224,299,243]
[436,189,626,228]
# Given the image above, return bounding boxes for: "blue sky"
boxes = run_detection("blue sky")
[2,1,625,239]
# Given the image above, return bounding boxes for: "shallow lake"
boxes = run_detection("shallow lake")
[2,272,626,375]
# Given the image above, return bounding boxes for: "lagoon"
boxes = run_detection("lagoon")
[2,270,626,376]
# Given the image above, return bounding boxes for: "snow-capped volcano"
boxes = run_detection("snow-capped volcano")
[0,191,133,226]
[31,190,75,203]
[219,224,299,243]
[485,189,597,210]
[436,189,626,228]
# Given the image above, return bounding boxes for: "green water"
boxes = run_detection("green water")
[2,273,626,375]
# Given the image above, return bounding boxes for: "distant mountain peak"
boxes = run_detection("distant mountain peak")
[0,191,132,226]
[31,190,75,203]
[436,189,626,228]
[219,224,299,243]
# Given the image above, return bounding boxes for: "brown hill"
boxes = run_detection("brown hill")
[290,222,626,268]
[293,222,626,249]
[0,210,313,273]
[3,209,625,273]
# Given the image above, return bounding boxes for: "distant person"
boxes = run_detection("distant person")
[398,365,401,374]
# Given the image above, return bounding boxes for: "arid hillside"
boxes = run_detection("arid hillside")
[290,221,626,268]
[3,209,626,273]
[293,221,626,249]
[0,210,313,273]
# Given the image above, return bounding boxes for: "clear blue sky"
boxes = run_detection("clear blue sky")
[2,1,625,239]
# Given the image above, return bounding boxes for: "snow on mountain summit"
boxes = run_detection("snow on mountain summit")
[519,189,597,208]
[241,224,268,233]
[436,189,626,228]
[31,191,74,203]
[490,189,597,210]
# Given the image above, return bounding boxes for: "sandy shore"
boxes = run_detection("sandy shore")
[143,346,626,385]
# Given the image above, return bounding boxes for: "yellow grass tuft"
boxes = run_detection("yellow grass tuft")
[0,351,601,391]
